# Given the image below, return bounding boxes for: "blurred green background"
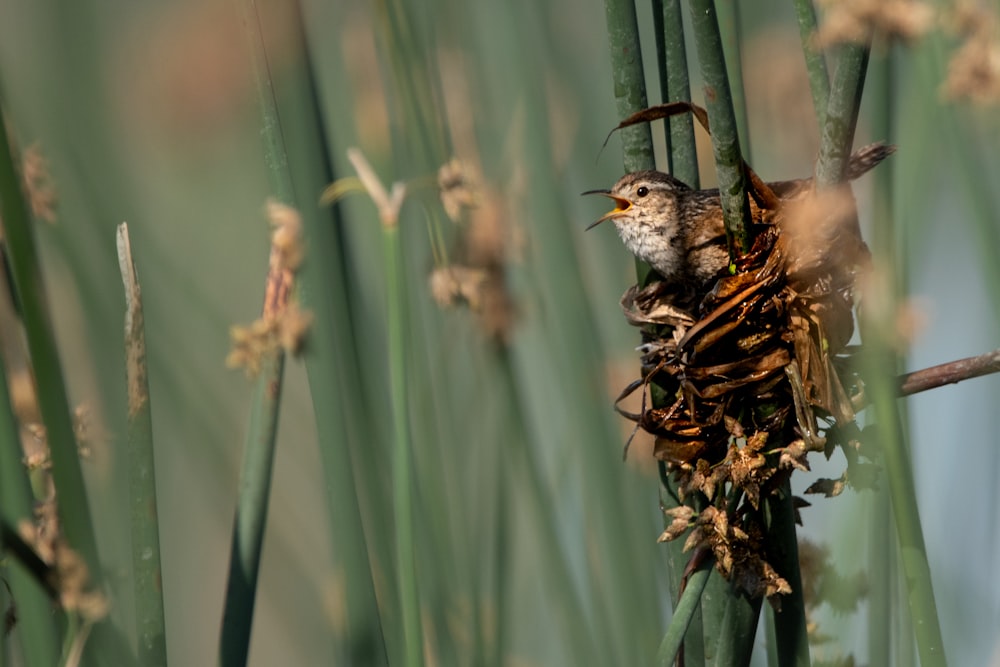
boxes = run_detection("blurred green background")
[0,0,998,665]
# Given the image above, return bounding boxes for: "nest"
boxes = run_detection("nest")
[617,183,879,600]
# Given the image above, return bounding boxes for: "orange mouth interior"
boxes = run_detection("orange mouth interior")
[586,192,633,230]
[604,195,631,218]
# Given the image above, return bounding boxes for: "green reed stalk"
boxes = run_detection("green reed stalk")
[0,96,101,590]
[715,0,750,160]
[815,40,870,185]
[792,0,830,126]
[764,484,810,667]
[656,561,714,666]
[866,47,898,667]
[117,224,167,667]
[219,349,285,667]
[603,0,655,172]
[217,4,295,664]
[816,36,946,667]
[0,353,60,666]
[382,217,424,667]
[653,0,700,187]
[686,0,752,257]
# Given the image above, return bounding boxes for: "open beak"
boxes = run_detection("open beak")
[581,189,632,230]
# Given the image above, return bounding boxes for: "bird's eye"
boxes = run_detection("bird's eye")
[636,186,649,197]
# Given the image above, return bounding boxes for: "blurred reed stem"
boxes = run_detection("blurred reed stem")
[218,5,295,663]
[496,352,602,665]
[382,218,424,667]
[117,223,167,667]
[686,0,752,256]
[859,58,947,655]
[0,352,60,666]
[816,35,946,667]
[219,350,285,667]
[918,33,1000,324]
[277,4,392,661]
[866,45,899,667]
[223,2,389,664]
[0,100,101,590]
[861,339,946,667]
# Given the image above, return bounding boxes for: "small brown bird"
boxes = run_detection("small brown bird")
[585,143,895,300]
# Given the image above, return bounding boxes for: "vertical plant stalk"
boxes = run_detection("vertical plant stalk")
[815,35,946,667]
[866,48,897,667]
[714,0,751,159]
[345,147,422,667]
[684,6,762,663]
[233,3,391,663]
[219,350,285,667]
[686,0,752,257]
[712,588,762,667]
[862,343,946,667]
[655,560,714,666]
[653,0,700,187]
[117,223,167,667]
[792,0,830,126]
[383,220,424,667]
[859,106,947,666]
[218,5,292,665]
[815,40,870,185]
[603,0,655,172]
[764,483,810,667]
[0,102,101,585]
[217,3,288,665]
[279,1,391,662]
[650,8,710,662]
[0,356,60,666]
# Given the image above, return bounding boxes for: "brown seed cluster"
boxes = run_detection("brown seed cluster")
[226,201,312,377]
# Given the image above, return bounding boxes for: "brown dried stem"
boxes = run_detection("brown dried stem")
[897,348,1000,397]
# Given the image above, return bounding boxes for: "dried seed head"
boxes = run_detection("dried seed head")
[813,0,935,48]
[266,199,304,273]
[941,4,1000,104]
[438,158,478,221]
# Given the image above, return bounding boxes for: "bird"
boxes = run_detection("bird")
[584,143,895,304]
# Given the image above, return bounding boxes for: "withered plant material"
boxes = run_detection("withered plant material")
[608,104,890,601]
[227,200,312,377]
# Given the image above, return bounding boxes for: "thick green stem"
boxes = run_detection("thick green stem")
[815,40,870,185]
[792,0,830,126]
[764,483,810,667]
[715,0,751,160]
[687,0,752,257]
[653,0,700,187]
[656,561,714,666]
[603,0,655,172]
[712,586,762,667]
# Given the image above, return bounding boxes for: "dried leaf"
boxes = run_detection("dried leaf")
[805,476,846,497]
